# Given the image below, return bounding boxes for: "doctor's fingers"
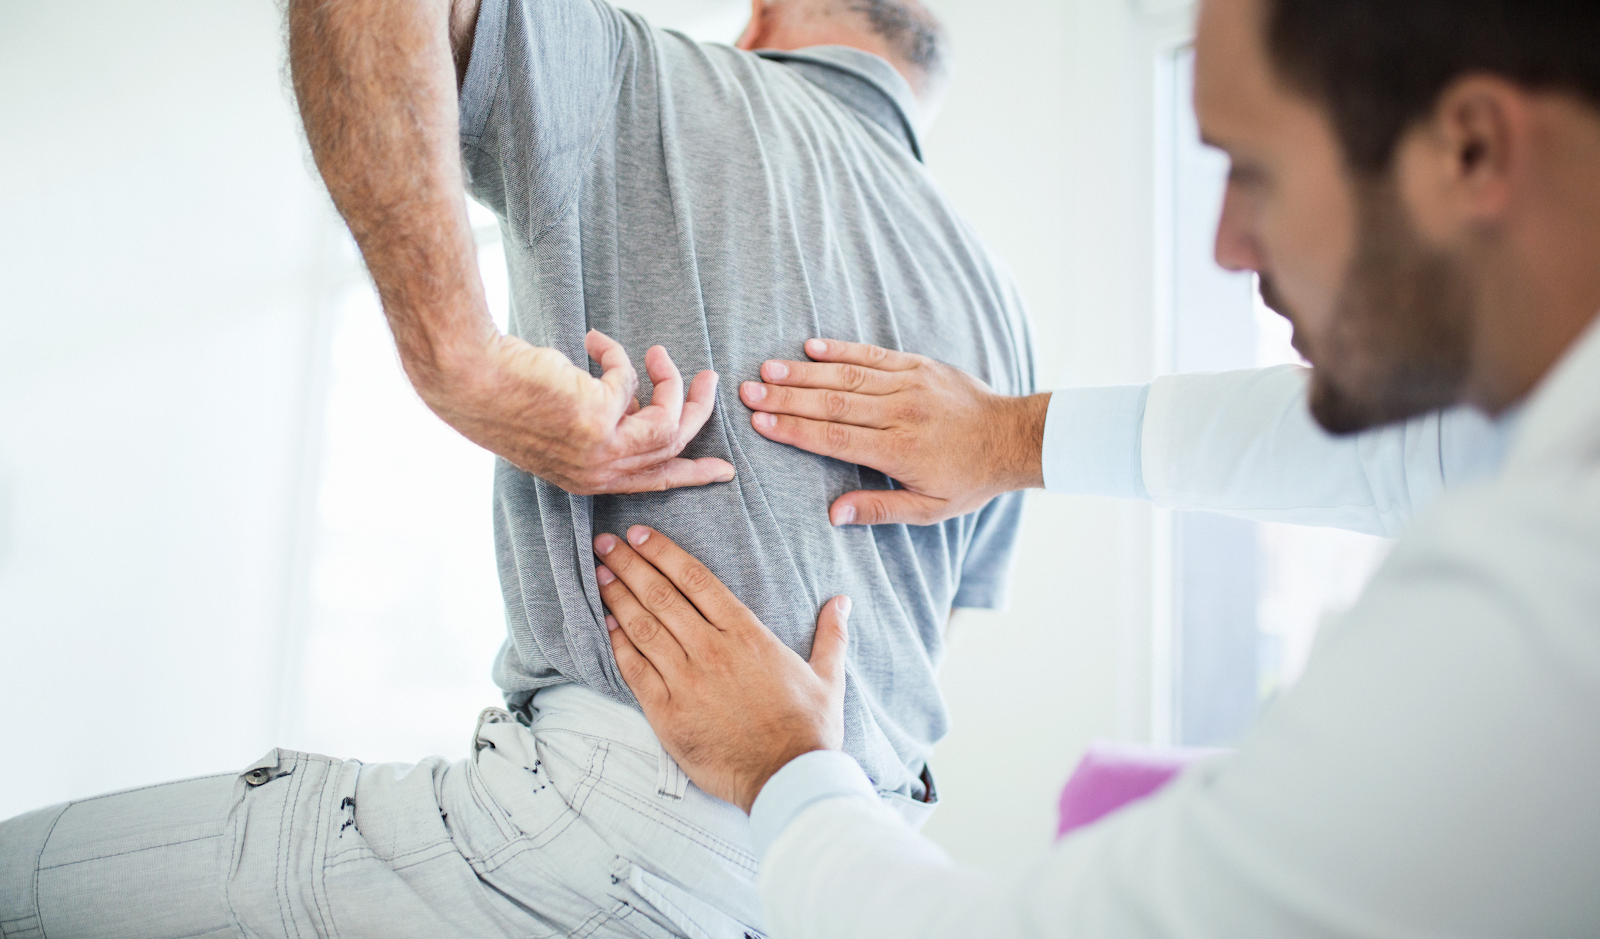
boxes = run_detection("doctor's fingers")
[608,617,670,708]
[758,358,908,396]
[596,558,690,677]
[749,412,898,472]
[596,532,716,653]
[618,526,756,633]
[740,382,892,428]
[800,338,924,372]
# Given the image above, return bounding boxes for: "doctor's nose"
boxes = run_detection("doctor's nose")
[1213,184,1262,274]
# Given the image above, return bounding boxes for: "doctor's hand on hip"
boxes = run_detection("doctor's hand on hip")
[740,339,1051,526]
[592,525,850,813]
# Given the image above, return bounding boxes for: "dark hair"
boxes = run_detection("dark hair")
[847,0,947,87]
[1265,0,1600,175]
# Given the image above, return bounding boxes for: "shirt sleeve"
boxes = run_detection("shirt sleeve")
[1040,385,1150,499]
[748,750,881,859]
[757,481,1600,939]
[1044,366,1509,538]
[458,0,629,239]
[951,490,1026,610]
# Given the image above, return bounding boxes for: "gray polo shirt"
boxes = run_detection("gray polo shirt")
[459,0,1038,798]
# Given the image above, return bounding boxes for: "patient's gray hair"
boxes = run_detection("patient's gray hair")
[846,0,948,87]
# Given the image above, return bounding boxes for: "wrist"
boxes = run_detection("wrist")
[990,392,1049,492]
[737,746,824,814]
[396,307,499,404]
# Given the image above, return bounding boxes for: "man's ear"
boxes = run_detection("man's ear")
[735,0,769,51]
[1406,76,1527,236]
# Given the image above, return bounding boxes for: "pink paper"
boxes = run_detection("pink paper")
[1057,741,1222,838]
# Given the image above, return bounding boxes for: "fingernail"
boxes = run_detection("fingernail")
[764,361,789,381]
[752,412,776,430]
[596,565,616,586]
[806,339,827,357]
[628,525,651,546]
[718,470,736,483]
[595,534,619,555]
[742,381,767,403]
[838,596,852,618]
[833,505,856,526]
[606,615,620,631]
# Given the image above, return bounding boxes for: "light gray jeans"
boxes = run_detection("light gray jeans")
[0,685,767,939]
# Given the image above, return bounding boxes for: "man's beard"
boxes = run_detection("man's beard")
[1260,181,1475,436]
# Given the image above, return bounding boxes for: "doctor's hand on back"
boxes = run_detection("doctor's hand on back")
[592,524,852,813]
[738,340,1052,526]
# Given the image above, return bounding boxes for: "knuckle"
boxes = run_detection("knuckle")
[823,420,853,452]
[643,581,679,610]
[679,563,716,596]
[865,344,889,365]
[574,414,610,448]
[824,391,852,420]
[838,364,869,392]
[630,613,662,644]
[620,655,651,685]
[896,401,927,425]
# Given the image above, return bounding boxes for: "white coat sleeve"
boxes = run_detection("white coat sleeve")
[758,478,1600,938]
[1042,366,1506,537]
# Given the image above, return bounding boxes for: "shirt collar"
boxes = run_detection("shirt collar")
[757,46,924,162]
[1500,311,1600,478]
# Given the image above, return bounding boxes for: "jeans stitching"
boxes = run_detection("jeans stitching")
[57,774,236,807]
[223,775,248,939]
[531,727,656,763]
[568,907,610,939]
[572,741,608,816]
[310,762,332,939]
[280,757,305,939]
[36,833,224,871]
[326,837,448,868]
[471,757,523,844]
[591,782,756,873]
[323,766,345,939]
[32,803,67,939]
[382,840,458,874]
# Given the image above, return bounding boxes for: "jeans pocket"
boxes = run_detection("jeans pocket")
[625,865,765,939]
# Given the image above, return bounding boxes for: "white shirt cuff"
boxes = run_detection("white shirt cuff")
[749,750,879,861]
[1041,384,1151,499]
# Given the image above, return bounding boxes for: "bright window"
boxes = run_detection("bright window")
[1157,47,1388,747]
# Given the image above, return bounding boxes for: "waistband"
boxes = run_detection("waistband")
[527,683,663,752]
[518,684,939,830]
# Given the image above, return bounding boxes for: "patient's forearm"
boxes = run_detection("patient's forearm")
[286,0,734,495]
[288,0,489,396]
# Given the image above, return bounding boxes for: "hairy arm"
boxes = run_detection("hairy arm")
[287,0,732,494]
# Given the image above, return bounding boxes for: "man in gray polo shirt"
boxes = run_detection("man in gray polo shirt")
[0,1,1037,936]
[461,0,1037,804]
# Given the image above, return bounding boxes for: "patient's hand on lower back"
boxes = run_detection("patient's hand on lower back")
[423,329,736,495]
[739,339,1051,526]
[592,525,850,813]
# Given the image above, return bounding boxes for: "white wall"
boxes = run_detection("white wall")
[0,0,338,815]
[0,0,1191,874]
[919,0,1194,867]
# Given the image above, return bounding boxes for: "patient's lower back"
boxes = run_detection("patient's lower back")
[461,1,1035,797]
